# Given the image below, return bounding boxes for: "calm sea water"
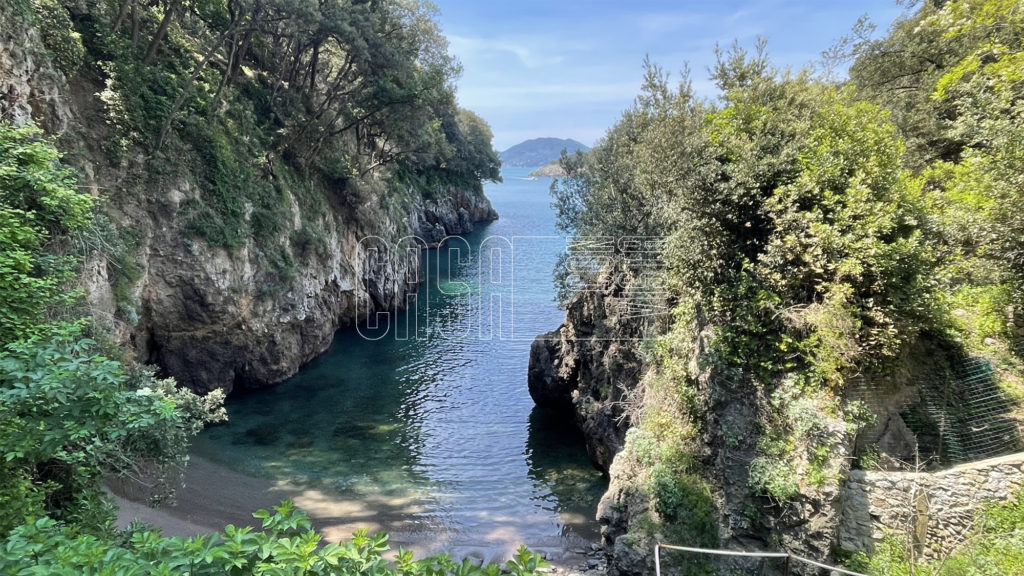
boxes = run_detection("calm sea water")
[193,167,607,554]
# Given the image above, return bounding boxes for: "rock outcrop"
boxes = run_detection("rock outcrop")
[120,182,495,394]
[527,162,566,178]
[527,270,646,471]
[530,280,857,575]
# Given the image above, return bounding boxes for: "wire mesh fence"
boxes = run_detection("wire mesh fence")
[848,356,1023,469]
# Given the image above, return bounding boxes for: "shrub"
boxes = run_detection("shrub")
[30,0,84,75]
[0,121,92,343]
[0,330,226,530]
[0,500,549,576]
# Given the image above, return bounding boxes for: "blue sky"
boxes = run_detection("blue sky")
[430,0,907,151]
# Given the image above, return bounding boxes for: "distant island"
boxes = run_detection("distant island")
[499,137,589,167]
[528,161,566,178]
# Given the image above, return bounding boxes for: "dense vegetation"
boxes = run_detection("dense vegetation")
[79,0,503,187]
[0,118,223,548]
[0,500,547,576]
[552,0,1023,570]
[0,1,547,574]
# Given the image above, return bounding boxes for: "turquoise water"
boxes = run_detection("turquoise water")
[193,167,607,552]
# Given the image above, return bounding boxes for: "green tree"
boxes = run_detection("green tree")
[926,0,1024,308]
[552,46,934,507]
[847,0,1024,354]
[0,332,226,534]
[448,108,502,184]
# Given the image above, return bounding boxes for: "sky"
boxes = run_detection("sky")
[429,0,908,152]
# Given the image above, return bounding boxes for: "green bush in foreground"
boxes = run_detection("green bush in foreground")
[0,500,548,576]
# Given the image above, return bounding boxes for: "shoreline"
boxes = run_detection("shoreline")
[108,454,599,567]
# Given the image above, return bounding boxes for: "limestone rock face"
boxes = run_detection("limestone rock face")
[527,331,576,413]
[0,1,497,394]
[0,6,71,133]
[130,184,496,394]
[527,270,645,471]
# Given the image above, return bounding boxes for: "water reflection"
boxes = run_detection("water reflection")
[525,408,607,540]
[193,167,608,552]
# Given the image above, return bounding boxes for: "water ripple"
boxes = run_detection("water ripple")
[193,167,607,550]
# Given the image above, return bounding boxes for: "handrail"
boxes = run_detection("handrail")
[789,554,869,576]
[654,543,869,576]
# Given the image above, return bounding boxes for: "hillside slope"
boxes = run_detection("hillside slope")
[500,137,589,167]
[528,4,1024,574]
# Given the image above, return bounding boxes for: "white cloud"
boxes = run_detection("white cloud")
[449,34,580,69]
[457,81,640,113]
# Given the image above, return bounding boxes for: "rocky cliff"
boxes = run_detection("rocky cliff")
[99,182,495,394]
[531,281,1023,575]
[530,285,855,575]
[527,269,645,471]
[1,2,496,394]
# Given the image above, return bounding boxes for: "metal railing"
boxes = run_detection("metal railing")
[654,543,869,576]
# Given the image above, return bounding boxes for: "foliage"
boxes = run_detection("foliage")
[612,306,719,554]
[840,3,965,171]
[0,328,226,535]
[847,0,1024,359]
[64,0,501,268]
[923,0,1024,313]
[650,470,717,547]
[554,45,931,506]
[0,500,549,576]
[30,0,85,75]
[83,0,497,184]
[552,57,705,243]
[748,382,868,500]
[447,109,502,185]
[0,120,225,541]
[556,50,933,388]
[0,122,92,344]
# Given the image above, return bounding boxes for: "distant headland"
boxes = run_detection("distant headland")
[499,137,589,168]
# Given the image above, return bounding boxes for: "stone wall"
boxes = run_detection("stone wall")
[839,453,1024,560]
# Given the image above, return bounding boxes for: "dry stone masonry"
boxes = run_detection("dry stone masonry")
[839,453,1024,560]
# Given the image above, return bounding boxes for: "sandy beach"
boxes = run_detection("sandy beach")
[109,455,447,555]
[108,455,595,566]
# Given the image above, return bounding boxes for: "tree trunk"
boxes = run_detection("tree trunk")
[131,1,140,46]
[156,23,239,151]
[309,42,320,92]
[229,1,262,80]
[143,0,180,65]
[113,0,133,33]
[209,34,238,116]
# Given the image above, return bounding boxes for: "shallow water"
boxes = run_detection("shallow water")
[193,167,607,555]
